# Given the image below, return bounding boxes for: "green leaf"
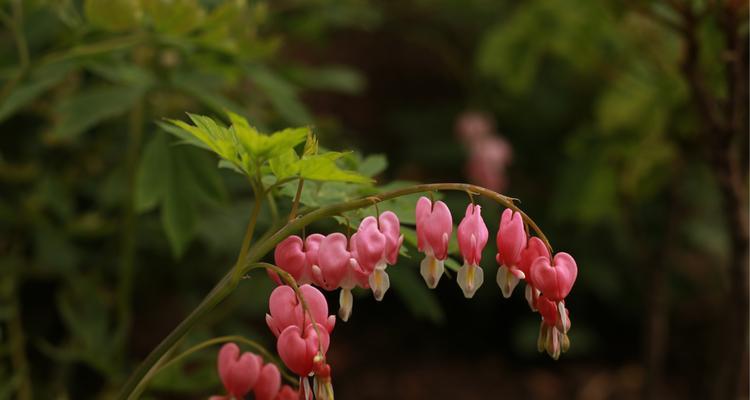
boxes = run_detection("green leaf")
[53,85,145,139]
[84,0,142,32]
[358,154,388,177]
[389,266,444,323]
[269,148,299,180]
[136,134,226,257]
[142,0,205,35]
[298,154,372,184]
[287,65,365,94]
[247,66,312,125]
[135,133,169,212]
[0,62,77,123]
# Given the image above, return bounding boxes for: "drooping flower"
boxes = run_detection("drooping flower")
[277,322,330,376]
[456,204,489,298]
[350,212,404,304]
[275,385,301,400]
[313,232,369,321]
[529,252,577,303]
[265,285,335,338]
[272,234,325,285]
[254,363,282,400]
[215,342,262,399]
[536,295,571,360]
[517,236,550,310]
[416,196,453,288]
[495,208,528,298]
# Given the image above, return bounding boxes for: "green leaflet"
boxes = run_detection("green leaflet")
[164,112,370,185]
[53,85,146,139]
[135,133,226,257]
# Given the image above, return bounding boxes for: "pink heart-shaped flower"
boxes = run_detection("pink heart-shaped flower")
[378,211,404,265]
[518,237,550,286]
[352,217,387,274]
[314,233,351,290]
[254,363,282,400]
[530,252,577,301]
[266,285,335,337]
[457,204,489,266]
[217,342,262,397]
[277,323,330,376]
[416,197,452,260]
[496,208,527,267]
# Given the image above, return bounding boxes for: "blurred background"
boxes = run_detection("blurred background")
[0,0,747,399]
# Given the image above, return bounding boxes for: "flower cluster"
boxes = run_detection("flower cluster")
[273,212,403,321]
[266,284,336,399]
[240,194,578,399]
[414,197,578,359]
[210,342,299,400]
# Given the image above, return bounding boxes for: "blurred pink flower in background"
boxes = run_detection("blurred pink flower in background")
[455,111,513,192]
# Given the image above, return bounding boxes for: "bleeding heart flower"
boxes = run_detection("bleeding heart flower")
[518,237,550,310]
[277,323,330,376]
[456,204,489,298]
[272,234,325,285]
[495,208,528,298]
[275,385,301,400]
[216,342,262,398]
[352,212,403,302]
[536,295,571,360]
[266,285,335,338]
[379,211,404,265]
[313,233,357,291]
[254,363,282,400]
[416,196,453,288]
[529,252,577,302]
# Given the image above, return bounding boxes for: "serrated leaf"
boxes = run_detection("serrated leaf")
[53,85,145,139]
[298,154,372,184]
[269,148,299,180]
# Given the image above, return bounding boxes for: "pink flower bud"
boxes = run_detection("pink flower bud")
[254,363,282,400]
[277,323,330,376]
[530,252,577,302]
[216,342,262,398]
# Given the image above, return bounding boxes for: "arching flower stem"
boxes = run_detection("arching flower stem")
[119,182,552,400]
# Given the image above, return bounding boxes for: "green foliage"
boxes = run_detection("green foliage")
[166,112,372,185]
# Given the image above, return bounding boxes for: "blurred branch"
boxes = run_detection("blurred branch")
[677,3,749,398]
[0,0,30,99]
[7,282,32,400]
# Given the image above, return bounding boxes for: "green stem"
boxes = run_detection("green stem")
[119,182,550,399]
[236,179,264,268]
[8,283,32,400]
[288,178,304,222]
[115,96,144,351]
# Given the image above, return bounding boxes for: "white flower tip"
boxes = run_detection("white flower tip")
[338,288,353,322]
[369,269,390,301]
[457,263,484,298]
[420,256,444,289]
[496,265,519,298]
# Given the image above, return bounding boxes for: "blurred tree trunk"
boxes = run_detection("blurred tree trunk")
[678,2,749,398]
